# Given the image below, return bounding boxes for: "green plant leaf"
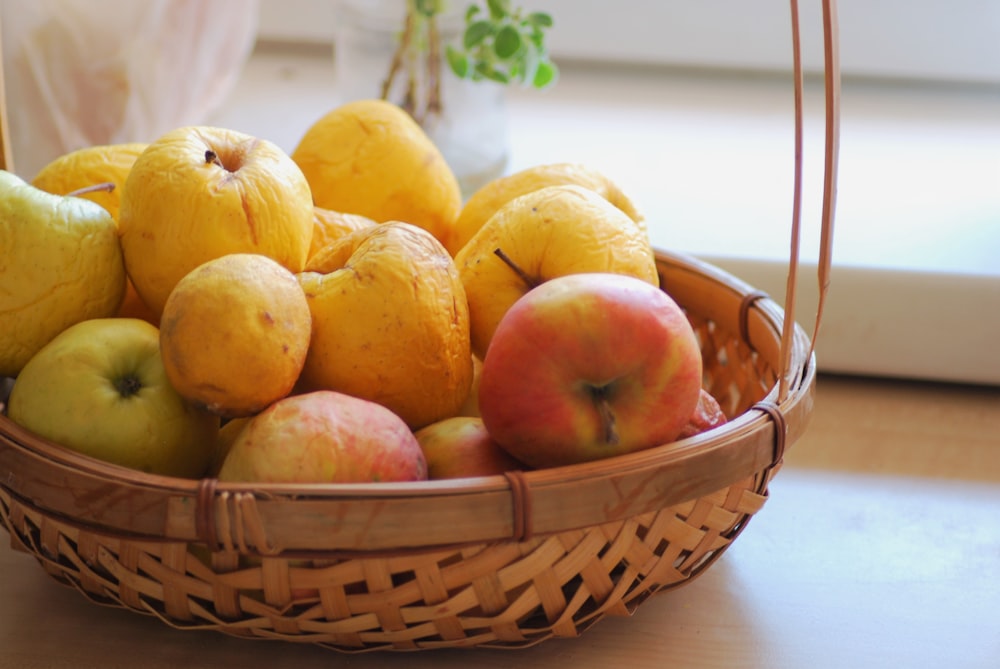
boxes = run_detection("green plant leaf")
[493,24,522,60]
[443,1,558,92]
[527,27,545,50]
[446,45,470,78]
[487,68,510,84]
[464,20,495,49]
[475,60,509,84]
[527,12,553,28]
[532,61,557,88]
[412,0,441,17]
[487,0,510,21]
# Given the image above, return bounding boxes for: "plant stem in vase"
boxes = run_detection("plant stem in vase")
[332,0,557,197]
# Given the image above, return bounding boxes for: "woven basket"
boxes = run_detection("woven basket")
[2,251,812,651]
[0,0,841,654]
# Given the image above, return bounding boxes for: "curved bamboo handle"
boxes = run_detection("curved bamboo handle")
[0,16,13,172]
[779,0,840,401]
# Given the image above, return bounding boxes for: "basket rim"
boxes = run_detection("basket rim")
[0,248,816,555]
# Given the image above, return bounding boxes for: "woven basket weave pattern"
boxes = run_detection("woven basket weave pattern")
[1,479,771,650]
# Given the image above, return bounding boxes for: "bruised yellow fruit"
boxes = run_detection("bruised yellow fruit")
[448,162,646,255]
[0,170,126,377]
[297,222,472,429]
[291,99,462,250]
[309,206,376,262]
[159,253,312,418]
[119,126,314,318]
[30,142,158,324]
[455,184,658,359]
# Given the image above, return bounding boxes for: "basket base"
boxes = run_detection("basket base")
[0,469,772,652]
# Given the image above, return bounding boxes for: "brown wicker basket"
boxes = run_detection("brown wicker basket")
[1,250,816,651]
[0,0,841,653]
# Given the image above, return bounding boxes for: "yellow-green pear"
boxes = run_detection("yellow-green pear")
[0,169,126,377]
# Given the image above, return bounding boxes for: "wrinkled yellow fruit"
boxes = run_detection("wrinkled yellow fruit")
[31,142,158,324]
[448,162,647,256]
[455,184,658,359]
[31,142,148,221]
[0,170,126,377]
[159,253,312,418]
[291,99,462,250]
[297,222,473,429]
[119,126,314,318]
[309,206,376,262]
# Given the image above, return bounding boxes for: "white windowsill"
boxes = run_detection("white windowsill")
[209,43,1000,386]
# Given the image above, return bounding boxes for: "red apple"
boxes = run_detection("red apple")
[217,390,427,484]
[414,416,525,479]
[478,273,703,468]
[678,388,728,439]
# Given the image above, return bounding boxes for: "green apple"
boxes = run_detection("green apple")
[478,273,704,469]
[0,169,126,377]
[414,416,525,479]
[218,390,427,484]
[454,184,658,360]
[6,318,219,477]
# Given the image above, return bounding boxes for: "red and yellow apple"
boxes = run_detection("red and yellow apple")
[677,388,728,439]
[217,390,427,484]
[478,273,703,468]
[414,416,525,479]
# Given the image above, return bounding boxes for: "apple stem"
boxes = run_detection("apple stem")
[114,375,143,399]
[205,149,225,169]
[66,182,115,198]
[592,391,620,447]
[493,248,539,289]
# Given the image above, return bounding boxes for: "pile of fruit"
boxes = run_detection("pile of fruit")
[0,98,727,485]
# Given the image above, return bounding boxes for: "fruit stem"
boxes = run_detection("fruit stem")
[493,248,539,289]
[592,389,620,447]
[205,149,225,169]
[114,375,143,399]
[66,182,115,198]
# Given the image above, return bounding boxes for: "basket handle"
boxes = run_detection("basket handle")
[0,16,12,172]
[779,0,840,401]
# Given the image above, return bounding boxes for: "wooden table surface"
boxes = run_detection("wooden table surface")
[2,374,999,669]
